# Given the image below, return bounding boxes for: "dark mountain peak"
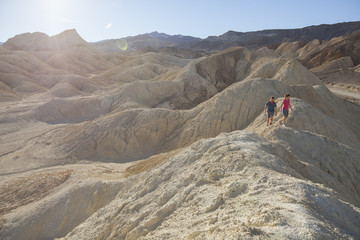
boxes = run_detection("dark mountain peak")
[144,31,202,42]
[145,31,171,39]
[223,30,244,36]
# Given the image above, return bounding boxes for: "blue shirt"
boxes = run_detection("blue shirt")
[266,101,276,111]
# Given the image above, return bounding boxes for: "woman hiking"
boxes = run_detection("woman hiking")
[280,94,293,125]
[264,96,277,126]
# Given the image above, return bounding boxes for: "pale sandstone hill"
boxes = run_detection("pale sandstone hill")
[310,56,360,91]
[0,30,127,101]
[310,57,360,104]
[58,130,360,240]
[0,163,133,240]
[3,29,114,73]
[0,30,360,240]
[0,47,333,172]
[1,47,359,174]
[4,29,89,51]
[1,110,359,239]
[272,31,360,104]
[273,31,360,87]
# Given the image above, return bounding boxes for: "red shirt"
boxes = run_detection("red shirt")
[282,98,290,110]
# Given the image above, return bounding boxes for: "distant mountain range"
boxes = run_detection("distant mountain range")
[92,21,360,52]
[92,31,201,53]
[145,31,201,45]
[192,21,360,50]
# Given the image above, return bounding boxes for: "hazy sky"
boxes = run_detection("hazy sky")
[1,0,359,42]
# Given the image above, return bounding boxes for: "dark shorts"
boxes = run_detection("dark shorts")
[283,109,289,117]
[267,111,274,118]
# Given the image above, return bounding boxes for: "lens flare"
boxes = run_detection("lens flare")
[116,39,128,51]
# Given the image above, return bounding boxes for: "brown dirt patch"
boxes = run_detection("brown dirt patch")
[0,217,6,231]
[125,149,181,176]
[0,170,73,216]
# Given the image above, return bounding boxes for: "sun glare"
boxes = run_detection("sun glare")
[45,0,65,17]
[116,39,128,51]
[41,0,72,32]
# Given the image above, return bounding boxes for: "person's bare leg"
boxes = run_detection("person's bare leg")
[270,116,273,125]
[280,116,285,124]
[283,116,288,124]
[267,117,269,126]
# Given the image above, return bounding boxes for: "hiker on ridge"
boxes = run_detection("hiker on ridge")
[280,93,293,125]
[264,96,277,126]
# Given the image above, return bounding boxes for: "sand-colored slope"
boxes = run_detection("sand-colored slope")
[1,46,358,173]
[2,125,359,239]
[7,77,289,166]
[54,130,360,240]
[0,30,126,102]
[273,31,360,102]
[3,29,117,75]
[247,98,360,203]
[249,97,360,149]
[309,56,360,104]
[0,162,133,240]
[4,29,90,52]
[49,96,359,240]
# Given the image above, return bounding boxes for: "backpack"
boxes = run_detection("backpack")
[267,101,275,110]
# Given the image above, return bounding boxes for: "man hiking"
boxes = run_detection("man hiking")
[280,93,293,125]
[264,96,277,126]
